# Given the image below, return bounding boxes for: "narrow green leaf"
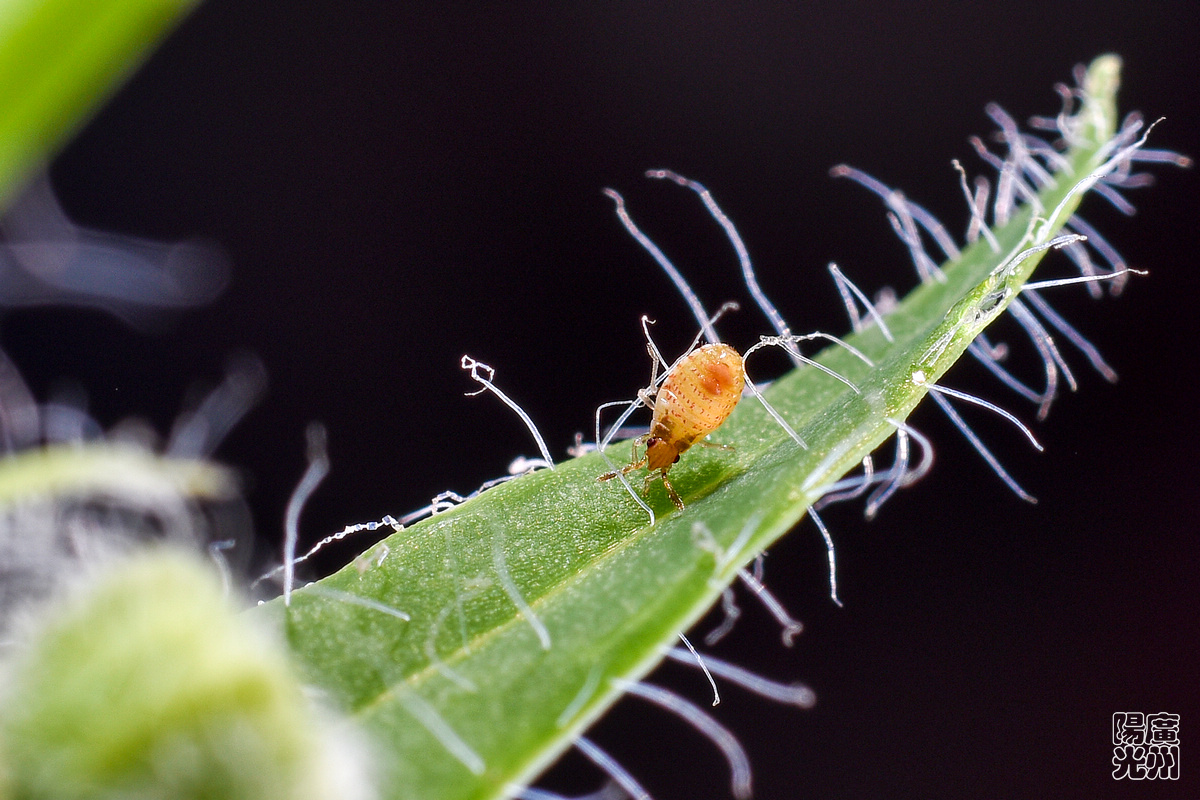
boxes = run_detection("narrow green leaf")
[266,56,1136,800]
[0,0,199,209]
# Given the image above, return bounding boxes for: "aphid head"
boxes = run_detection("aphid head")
[644,436,680,471]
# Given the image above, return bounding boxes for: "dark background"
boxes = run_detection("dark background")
[8,2,1199,798]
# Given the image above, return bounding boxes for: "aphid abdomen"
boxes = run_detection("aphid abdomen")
[649,343,744,463]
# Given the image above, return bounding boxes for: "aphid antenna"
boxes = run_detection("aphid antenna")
[207,538,236,596]
[396,690,486,776]
[677,632,720,706]
[575,737,654,800]
[282,422,330,606]
[828,263,895,341]
[614,680,753,800]
[735,566,805,646]
[461,354,555,470]
[593,399,657,525]
[301,585,411,622]
[604,188,720,345]
[166,353,266,458]
[665,648,816,709]
[492,525,551,650]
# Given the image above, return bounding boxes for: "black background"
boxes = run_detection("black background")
[9,2,1200,798]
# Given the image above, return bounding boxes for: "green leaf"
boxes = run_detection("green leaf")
[0,0,199,210]
[266,56,1130,800]
[0,551,340,800]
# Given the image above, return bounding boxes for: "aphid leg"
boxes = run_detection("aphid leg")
[741,375,805,448]
[652,468,685,512]
[595,401,656,525]
[597,434,649,483]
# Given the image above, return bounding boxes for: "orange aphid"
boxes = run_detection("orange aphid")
[600,342,744,510]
